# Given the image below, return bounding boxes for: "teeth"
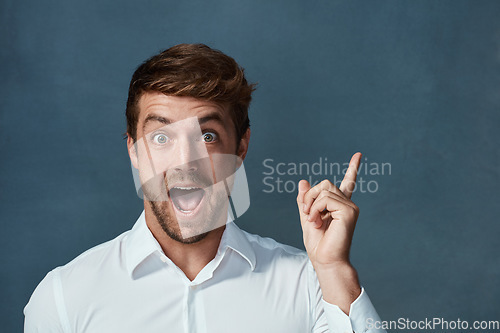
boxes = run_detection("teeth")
[173,187,199,190]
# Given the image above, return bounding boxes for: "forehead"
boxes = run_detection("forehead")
[137,92,228,123]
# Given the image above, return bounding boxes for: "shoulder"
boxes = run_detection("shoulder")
[243,229,306,256]
[24,230,130,330]
[56,230,130,282]
[31,229,130,299]
[234,226,318,301]
[239,227,311,270]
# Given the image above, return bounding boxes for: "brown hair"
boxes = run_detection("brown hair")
[125,43,256,144]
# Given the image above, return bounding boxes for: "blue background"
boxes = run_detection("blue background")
[2,0,500,331]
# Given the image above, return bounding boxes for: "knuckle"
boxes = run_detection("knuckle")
[320,179,333,188]
[304,195,312,205]
[318,191,330,202]
[318,190,329,199]
[332,185,341,194]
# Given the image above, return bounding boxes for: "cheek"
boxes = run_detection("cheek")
[136,152,166,187]
[136,143,172,175]
[147,152,172,174]
[208,182,230,208]
[212,134,238,155]
[208,154,240,199]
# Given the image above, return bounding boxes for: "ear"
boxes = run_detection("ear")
[236,128,251,165]
[127,134,139,169]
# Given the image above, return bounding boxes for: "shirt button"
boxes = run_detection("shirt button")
[190,285,197,290]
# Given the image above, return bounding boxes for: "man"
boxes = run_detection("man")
[24,44,385,332]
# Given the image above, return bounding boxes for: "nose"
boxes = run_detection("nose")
[173,136,203,173]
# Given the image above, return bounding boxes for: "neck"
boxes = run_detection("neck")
[144,205,226,281]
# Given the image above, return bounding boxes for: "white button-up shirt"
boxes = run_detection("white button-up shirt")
[24,211,385,333]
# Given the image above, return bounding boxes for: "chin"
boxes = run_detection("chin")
[148,194,228,243]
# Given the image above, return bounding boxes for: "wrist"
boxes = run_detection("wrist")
[312,259,353,272]
[314,261,359,287]
[313,261,361,314]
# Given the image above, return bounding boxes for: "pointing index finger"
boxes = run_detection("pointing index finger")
[339,152,362,199]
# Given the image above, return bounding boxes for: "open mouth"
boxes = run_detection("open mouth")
[168,186,206,215]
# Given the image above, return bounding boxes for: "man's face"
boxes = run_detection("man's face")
[127,92,249,244]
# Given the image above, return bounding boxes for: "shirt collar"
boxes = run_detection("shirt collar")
[125,211,256,278]
[218,218,256,271]
[125,210,164,277]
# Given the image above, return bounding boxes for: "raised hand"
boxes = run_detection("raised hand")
[297,152,363,312]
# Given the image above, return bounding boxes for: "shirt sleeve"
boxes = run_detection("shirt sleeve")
[321,287,386,333]
[24,269,67,333]
[308,261,386,333]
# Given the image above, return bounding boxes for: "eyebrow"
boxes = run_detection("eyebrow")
[198,113,223,126]
[142,114,171,133]
[142,112,224,133]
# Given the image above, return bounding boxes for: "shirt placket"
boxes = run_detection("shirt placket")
[158,250,227,333]
[184,283,207,333]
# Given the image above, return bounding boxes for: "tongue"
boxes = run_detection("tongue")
[170,188,204,212]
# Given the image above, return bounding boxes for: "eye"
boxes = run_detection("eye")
[152,133,169,144]
[202,132,217,143]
